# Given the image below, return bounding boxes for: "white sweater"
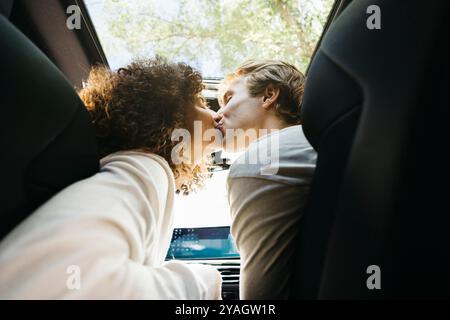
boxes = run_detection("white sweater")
[0,151,221,299]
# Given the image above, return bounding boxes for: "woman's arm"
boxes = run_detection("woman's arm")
[0,151,221,299]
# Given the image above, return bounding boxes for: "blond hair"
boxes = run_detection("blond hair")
[219,60,306,124]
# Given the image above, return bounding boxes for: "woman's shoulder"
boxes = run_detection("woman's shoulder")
[100,150,175,193]
[101,150,171,173]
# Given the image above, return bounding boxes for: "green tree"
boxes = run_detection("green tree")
[86,0,334,77]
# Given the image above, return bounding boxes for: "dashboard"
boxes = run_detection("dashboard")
[166,226,239,260]
[166,226,240,299]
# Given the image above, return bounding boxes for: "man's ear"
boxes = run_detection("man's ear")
[262,84,280,110]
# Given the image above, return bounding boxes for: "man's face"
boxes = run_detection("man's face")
[217,76,266,151]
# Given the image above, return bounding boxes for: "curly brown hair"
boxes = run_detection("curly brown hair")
[78,56,209,194]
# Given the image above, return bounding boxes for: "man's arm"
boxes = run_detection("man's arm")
[228,176,309,299]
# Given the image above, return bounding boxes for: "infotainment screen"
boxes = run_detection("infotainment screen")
[165,226,240,260]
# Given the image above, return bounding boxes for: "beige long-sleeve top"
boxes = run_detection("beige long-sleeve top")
[227,125,317,299]
[0,151,221,299]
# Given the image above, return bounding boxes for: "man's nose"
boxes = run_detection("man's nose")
[217,106,226,118]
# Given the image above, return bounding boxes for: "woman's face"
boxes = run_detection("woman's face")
[184,100,223,164]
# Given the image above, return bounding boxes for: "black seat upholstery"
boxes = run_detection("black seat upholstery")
[291,0,450,298]
[0,0,13,17]
[0,11,99,239]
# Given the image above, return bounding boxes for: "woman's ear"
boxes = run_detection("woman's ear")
[262,84,280,110]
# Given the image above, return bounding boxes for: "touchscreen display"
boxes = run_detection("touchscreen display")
[166,226,240,260]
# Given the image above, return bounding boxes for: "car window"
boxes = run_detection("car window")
[84,0,334,76]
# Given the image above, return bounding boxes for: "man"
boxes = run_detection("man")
[216,60,317,299]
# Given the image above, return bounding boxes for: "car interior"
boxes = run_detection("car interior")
[1,0,449,299]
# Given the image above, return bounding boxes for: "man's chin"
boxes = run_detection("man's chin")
[222,138,248,153]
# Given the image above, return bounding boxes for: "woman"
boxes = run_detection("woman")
[0,57,223,299]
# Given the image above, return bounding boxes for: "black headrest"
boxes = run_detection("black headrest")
[301,10,365,151]
[0,0,14,17]
[0,15,99,238]
[301,51,363,151]
[302,0,427,151]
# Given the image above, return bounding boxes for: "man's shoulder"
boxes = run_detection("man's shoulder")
[228,125,317,184]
